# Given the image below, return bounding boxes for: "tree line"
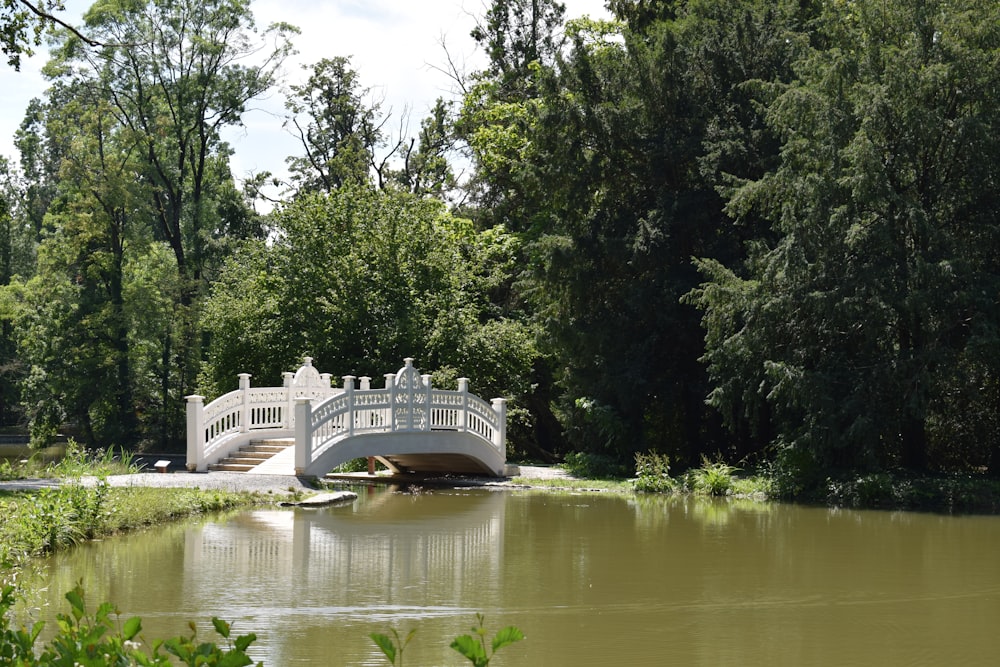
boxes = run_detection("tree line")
[1,0,999,490]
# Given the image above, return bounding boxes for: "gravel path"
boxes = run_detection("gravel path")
[0,465,577,495]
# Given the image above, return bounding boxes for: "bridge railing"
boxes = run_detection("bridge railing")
[294,359,507,474]
[186,358,338,471]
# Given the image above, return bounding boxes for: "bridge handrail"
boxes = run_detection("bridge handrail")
[186,357,507,475]
[186,359,337,471]
[294,361,506,474]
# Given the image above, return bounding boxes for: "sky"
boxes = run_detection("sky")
[0,0,611,186]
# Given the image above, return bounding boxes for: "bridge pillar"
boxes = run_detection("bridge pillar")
[343,375,355,437]
[238,373,251,433]
[282,372,294,428]
[458,378,469,430]
[185,395,205,472]
[385,373,396,430]
[491,398,507,451]
[294,398,313,475]
[422,374,432,431]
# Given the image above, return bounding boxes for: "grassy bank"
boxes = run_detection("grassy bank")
[0,443,266,576]
[0,484,261,573]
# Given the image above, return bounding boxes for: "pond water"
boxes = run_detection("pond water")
[26,487,1000,665]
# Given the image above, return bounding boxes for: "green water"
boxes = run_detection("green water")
[27,488,1000,665]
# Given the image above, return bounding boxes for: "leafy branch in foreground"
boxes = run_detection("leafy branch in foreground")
[0,583,261,666]
[371,613,524,666]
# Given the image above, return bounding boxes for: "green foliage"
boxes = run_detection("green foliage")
[561,451,630,479]
[685,457,740,496]
[369,628,416,666]
[0,483,256,574]
[372,614,523,667]
[0,442,136,482]
[45,440,138,478]
[15,0,300,450]
[285,57,381,193]
[634,451,677,493]
[330,457,372,474]
[766,445,824,500]
[0,0,64,70]
[469,0,817,468]
[201,188,479,383]
[692,0,1000,480]
[199,188,542,449]
[0,583,261,666]
[5,0,1000,489]
[450,614,524,667]
[819,471,1000,513]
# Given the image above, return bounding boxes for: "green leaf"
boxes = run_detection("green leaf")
[212,617,231,639]
[491,626,524,652]
[370,632,396,663]
[234,632,257,653]
[123,616,142,641]
[217,651,254,667]
[450,634,487,665]
[65,588,85,618]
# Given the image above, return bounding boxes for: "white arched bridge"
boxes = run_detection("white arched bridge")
[185,358,508,477]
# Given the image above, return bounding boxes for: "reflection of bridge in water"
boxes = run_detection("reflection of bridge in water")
[181,491,506,610]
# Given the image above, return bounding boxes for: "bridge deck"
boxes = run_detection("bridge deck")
[247,445,296,475]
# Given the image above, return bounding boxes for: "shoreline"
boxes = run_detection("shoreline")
[0,464,584,495]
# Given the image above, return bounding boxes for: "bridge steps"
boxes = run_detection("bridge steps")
[208,439,293,473]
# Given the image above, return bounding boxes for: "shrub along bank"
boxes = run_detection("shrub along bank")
[631,451,1000,513]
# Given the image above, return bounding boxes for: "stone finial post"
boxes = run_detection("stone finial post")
[491,398,508,452]
[359,376,371,391]
[186,395,205,471]
[457,378,469,431]
[238,373,251,432]
[294,398,313,475]
[320,373,332,388]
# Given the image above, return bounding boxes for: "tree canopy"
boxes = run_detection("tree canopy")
[2,0,1000,490]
